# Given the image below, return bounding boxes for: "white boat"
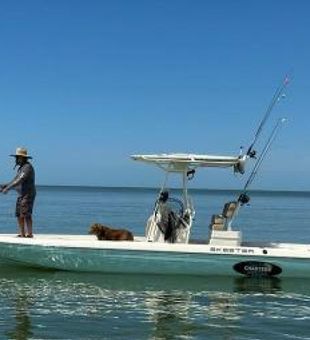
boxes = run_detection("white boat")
[0,151,309,278]
[1,76,308,278]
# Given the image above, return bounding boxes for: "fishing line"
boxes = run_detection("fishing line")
[246,75,289,157]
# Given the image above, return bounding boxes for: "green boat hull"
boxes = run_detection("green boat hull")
[0,242,309,278]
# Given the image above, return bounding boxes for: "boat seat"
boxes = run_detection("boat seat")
[209,214,225,231]
[222,201,237,218]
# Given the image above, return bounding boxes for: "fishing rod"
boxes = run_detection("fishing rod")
[246,75,289,159]
[227,117,287,230]
[242,117,286,198]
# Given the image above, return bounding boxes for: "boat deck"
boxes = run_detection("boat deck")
[0,234,309,253]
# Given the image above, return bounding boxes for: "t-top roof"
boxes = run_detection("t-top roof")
[131,153,246,173]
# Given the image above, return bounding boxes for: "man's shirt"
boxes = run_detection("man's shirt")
[13,162,36,197]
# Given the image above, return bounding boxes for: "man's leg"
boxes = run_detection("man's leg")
[25,216,33,237]
[18,217,26,237]
[20,195,34,237]
[16,197,25,237]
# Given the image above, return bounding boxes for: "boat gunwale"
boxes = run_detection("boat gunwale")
[0,234,309,260]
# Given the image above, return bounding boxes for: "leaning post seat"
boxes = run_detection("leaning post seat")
[208,206,242,246]
[209,214,225,231]
[222,201,237,219]
[209,201,238,234]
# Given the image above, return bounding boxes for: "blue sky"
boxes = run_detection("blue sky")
[0,0,309,190]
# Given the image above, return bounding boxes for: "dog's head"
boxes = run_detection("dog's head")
[89,223,106,236]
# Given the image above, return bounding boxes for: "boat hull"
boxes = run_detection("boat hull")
[0,235,309,278]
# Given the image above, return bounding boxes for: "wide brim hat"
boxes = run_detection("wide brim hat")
[10,147,32,159]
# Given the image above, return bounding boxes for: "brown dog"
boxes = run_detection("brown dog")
[89,223,134,241]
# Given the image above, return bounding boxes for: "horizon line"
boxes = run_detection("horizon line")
[35,184,310,194]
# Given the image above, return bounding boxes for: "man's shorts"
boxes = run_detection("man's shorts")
[15,195,36,218]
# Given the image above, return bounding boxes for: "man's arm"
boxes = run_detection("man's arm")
[1,165,30,193]
[1,175,19,193]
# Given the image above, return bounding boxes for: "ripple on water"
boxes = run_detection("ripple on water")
[0,274,310,339]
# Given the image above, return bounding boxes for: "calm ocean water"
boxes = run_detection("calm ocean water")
[0,186,310,339]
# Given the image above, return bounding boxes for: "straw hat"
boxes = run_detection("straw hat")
[10,147,32,159]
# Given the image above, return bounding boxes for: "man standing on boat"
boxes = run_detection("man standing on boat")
[0,147,36,238]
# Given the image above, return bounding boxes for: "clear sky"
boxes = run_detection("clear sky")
[0,0,309,190]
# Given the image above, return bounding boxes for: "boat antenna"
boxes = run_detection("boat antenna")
[246,75,289,159]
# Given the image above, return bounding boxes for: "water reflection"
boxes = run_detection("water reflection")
[4,286,34,340]
[145,291,192,339]
[234,276,282,294]
[0,263,310,339]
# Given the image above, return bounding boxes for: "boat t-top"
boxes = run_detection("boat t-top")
[131,152,247,246]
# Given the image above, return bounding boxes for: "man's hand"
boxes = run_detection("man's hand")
[0,185,8,194]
